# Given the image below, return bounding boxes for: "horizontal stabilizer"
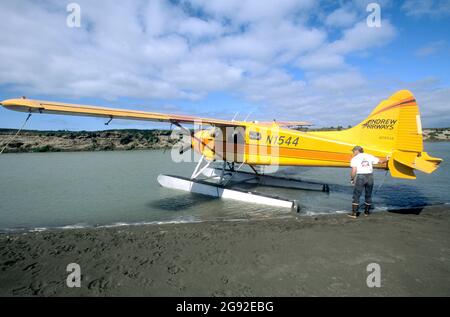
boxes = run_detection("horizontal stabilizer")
[389,150,442,179]
[414,155,440,174]
[388,156,416,179]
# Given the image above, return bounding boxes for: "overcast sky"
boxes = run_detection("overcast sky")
[0,0,449,130]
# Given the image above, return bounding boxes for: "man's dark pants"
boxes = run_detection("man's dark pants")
[352,173,374,207]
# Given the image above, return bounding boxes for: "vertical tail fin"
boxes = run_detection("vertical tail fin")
[349,90,423,153]
[315,90,442,179]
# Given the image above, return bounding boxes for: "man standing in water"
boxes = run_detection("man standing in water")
[348,146,389,218]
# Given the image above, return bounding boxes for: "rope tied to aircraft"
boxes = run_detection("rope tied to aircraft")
[0,113,32,154]
[374,170,390,194]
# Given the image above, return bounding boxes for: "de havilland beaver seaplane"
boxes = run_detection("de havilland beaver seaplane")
[0,90,442,212]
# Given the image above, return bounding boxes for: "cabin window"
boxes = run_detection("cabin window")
[249,131,261,140]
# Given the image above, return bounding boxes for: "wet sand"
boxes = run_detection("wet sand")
[1,205,449,296]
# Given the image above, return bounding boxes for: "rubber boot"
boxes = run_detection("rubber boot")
[347,204,359,219]
[364,203,371,216]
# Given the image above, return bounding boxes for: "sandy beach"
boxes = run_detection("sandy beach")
[1,205,449,296]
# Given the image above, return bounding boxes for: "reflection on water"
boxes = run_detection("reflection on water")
[149,193,219,211]
[0,142,448,231]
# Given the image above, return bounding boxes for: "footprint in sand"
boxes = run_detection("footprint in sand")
[88,277,111,293]
[22,262,38,272]
[167,264,184,275]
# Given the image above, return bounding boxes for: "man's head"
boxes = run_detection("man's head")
[352,145,364,156]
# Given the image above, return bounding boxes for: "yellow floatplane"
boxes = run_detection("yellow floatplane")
[1,90,442,211]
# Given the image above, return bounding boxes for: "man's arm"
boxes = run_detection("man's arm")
[377,155,390,165]
[350,167,357,184]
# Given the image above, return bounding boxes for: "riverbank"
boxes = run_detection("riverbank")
[1,204,449,296]
[0,129,177,153]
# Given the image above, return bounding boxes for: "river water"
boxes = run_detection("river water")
[0,142,448,231]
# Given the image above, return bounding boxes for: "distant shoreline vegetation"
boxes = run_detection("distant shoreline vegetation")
[0,127,448,153]
[0,129,178,153]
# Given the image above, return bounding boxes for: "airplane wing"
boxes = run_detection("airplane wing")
[1,97,311,127]
[0,98,262,127]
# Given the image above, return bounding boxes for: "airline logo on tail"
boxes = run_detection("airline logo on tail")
[362,119,397,130]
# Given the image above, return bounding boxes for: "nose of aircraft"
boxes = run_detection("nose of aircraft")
[192,129,215,158]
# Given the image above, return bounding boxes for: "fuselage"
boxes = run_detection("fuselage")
[192,122,389,169]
